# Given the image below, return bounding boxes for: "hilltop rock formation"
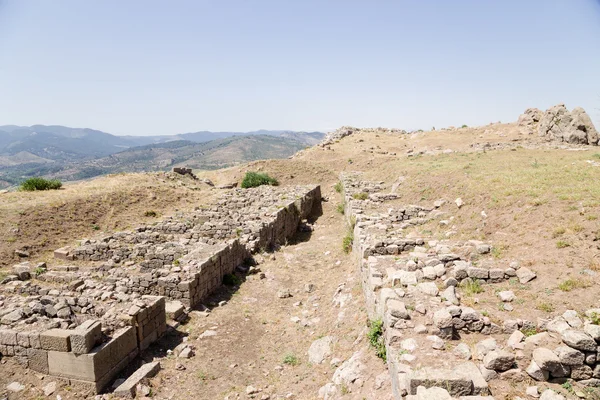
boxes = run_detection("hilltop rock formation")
[519,104,598,145]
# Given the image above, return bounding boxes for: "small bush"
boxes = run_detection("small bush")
[145,210,157,217]
[336,203,345,214]
[33,266,47,276]
[589,312,600,325]
[556,240,570,249]
[241,172,279,189]
[342,224,354,254]
[520,327,538,337]
[367,319,386,362]
[558,278,591,292]
[334,182,343,193]
[462,279,484,296]
[592,153,600,159]
[222,273,241,286]
[352,192,368,200]
[461,124,468,128]
[536,301,555,312]
[20,177,62,191]
[283,353,299,366]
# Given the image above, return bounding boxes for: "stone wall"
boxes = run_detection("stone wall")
[0,295,165,392]
[0,184,322,393]
[340,172,600,398]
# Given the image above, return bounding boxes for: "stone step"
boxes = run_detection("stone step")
[404,362,489,397]
[113,361,160,398]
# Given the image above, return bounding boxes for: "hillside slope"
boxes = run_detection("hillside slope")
[0,134,309,187]
[1,108,600,400]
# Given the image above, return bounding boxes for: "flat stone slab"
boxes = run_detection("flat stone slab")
[113,361,160,398]
[408,366,474,396]
[165,301,185,320]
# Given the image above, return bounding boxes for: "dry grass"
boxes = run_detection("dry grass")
[0,173,215,267]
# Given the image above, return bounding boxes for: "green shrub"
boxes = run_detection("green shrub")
[336,203,345,214]
[520,327,537,337]
[352,192,368,200]
[241,172,279,189]
[342,223,354,254]
[558,278,591,292]
[367,319,386,362]
[334,182,343,193]
[222,273,241,286]
[20,177,62,191]
[462,279,484,296]
[283,353,299,366]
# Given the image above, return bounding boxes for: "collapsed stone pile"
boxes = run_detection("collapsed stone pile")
[519,104,599,145]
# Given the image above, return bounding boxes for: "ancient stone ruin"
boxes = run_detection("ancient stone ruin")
[330,172,600,399]
[0,184,321,394]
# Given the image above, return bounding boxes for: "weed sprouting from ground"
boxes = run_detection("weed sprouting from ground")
[536,301,555,312]
[241,172,279,188]
[222,273,241,286]
[367,319,386,362]
[558,278,591,292]
[334,181,343,193]
[342,217,356,254]
[336,203,345,214]
[461,279,484,296]
[520,327,538,337]
[283,353,299,366]
[145,210,158,217]
[352,192,368,200]
[556,240,570,249]
[20,177,62,191]
[342,229,354,254]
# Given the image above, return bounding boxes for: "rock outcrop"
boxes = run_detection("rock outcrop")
[518,104,598,145]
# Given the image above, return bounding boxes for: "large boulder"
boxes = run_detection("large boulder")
[534,104,599,145]
[571,107,599,145]
[518,108,542,132]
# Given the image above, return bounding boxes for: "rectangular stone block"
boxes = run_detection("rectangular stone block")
[113,361,160,398]
[29,332,41,349]
[17,332,30,348]
[48,350,96,381]
[48,326,137,383]
[139,329,157,351]
[40,329,71,352]
[54,246,74,260]
[70,320,102,355]
[408,367,474,396]
[0,329,17,346]
[27,348,49,373]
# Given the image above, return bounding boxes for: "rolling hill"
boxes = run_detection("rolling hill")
[0,134,311,187]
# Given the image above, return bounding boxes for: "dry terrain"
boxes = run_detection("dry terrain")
[1,119,600,399]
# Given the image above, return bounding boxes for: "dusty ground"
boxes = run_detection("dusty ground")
[1,121,600,399]
[0,172,216,268]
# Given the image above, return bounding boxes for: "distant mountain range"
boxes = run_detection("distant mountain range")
[0,125,324,188]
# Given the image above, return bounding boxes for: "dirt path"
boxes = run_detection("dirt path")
[149,192,391,400]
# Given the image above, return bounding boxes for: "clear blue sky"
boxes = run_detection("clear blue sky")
[1,0,599,136]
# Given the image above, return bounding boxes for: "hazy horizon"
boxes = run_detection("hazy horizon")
[1,1,599,136]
